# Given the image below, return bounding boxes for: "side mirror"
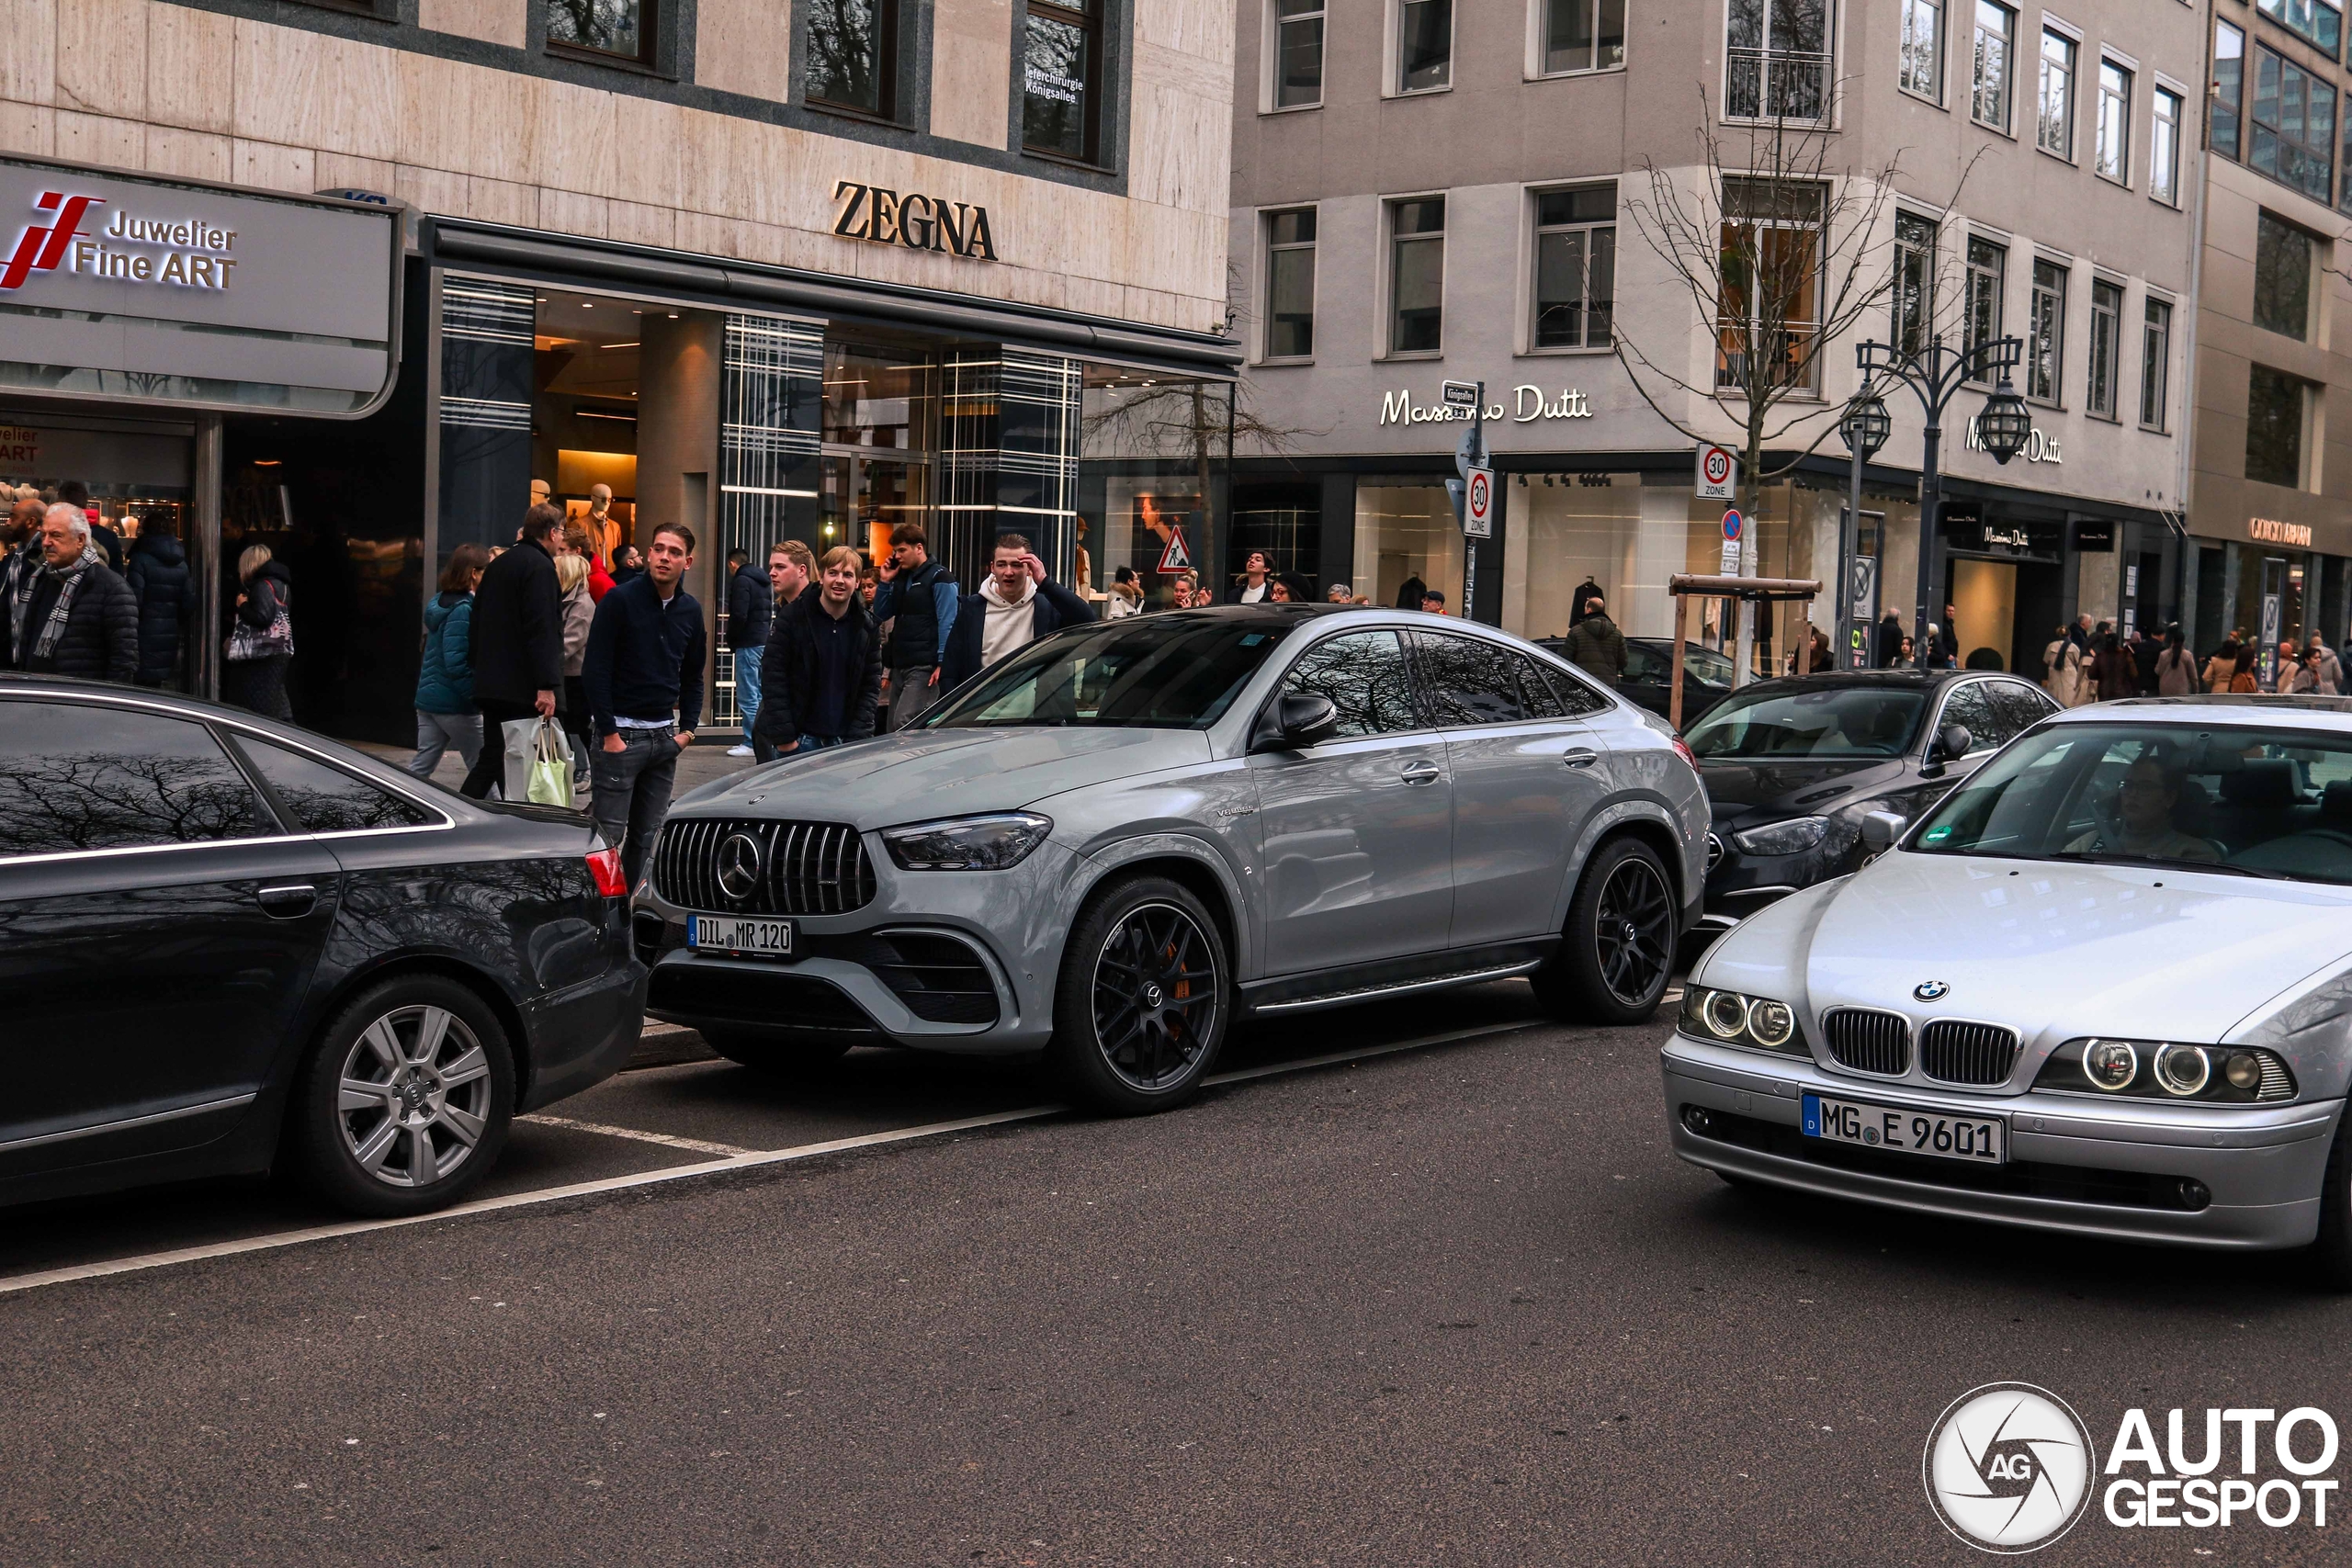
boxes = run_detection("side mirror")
[1251,692,1340,752]
[1935,724,1973,761]
[1860,810,1907,852]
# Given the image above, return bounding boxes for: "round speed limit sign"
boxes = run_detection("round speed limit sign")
[1702,447,1732,487]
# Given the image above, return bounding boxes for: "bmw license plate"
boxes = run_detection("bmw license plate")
[688,915,794,958]
[1802,1092,2006,1165]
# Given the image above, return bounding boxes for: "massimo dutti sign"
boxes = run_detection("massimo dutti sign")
[831,181,999,262]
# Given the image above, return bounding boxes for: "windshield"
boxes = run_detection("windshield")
[921,615,1294,729]
[1625,641,1736,688]
[1683,684,1927,760]
[1910,722,2352,882]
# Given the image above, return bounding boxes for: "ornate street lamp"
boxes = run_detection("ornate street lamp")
[1832,381,1893,668]
[1973,375,2034,466]
[1838,386,1892,460]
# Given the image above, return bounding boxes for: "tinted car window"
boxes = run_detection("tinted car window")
[1539,661,1611,716]
[1685,685,1927,759]
[927,615,1288,729]
[1989,681,2056,743]
[1623,642,1666,682]
[1281,630,1418,737]
[1938,682,2002,752]
[0,700,266,857]
[1411,633,1525,726]
[1516,652,1567,718]
[235,736,433,832]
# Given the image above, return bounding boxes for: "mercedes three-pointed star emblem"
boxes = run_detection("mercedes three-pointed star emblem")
[715,831,764,903]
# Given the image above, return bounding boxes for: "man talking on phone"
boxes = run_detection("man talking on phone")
[939,533,1094,692]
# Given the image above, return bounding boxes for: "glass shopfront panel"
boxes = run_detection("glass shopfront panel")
[1356,478,1465,612]
[1080,371,1231,611]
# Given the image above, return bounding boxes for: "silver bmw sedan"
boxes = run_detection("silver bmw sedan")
[1663,695,2352,1284]
[635,604,1708,1111]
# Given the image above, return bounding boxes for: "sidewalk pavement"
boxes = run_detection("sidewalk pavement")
[349,730,761,798]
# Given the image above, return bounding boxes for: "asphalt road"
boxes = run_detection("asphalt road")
[3,986,2347,1566]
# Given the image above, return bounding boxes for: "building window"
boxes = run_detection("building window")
[2025,257,2065,403]
[546,0,654,64]
[2213,20,2245,161]
[1023,1,1102,164]
[1726,0,1830,124]
[2256,0,2342,57]
[1900,0,1943,98]
[1264,209,1317,359]
[1971,1,2014,130]
[1715,178,1824,393]
[2252,48,2337,205]
[1272,0,1325,108]
[2141,297,2172,431]
[2086,278,2122,419]
[1388,197,1446,355]
[1398,0,1453,93]
[2151,86,2182,205]
[2036,29,2075,159]
[1543,0,1626,75]
[806,0,898,118]
[1532,187,1616,349]
[2254,211,2314,341]
[1963,234,2006,378]
[1893,210,1937,354]
[2094,60,2130,183]
[2245,366,2310,489]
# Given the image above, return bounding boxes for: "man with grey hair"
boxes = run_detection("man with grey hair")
[6,502,136,681]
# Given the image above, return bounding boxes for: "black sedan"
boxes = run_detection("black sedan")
[0,677,644,1216]
[1683,670,2060,941]
[1536,636,1734,724]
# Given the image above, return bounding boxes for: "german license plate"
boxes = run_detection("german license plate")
[688,915,794,958]
[1803,1092,2007,1165]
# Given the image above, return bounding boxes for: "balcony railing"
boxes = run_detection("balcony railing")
[1726,47,1832,124]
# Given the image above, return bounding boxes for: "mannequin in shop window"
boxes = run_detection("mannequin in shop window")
[588,483,622,567]
[1571,576,1603,626]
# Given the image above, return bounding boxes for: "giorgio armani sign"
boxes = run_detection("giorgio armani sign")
[831,181,999,262]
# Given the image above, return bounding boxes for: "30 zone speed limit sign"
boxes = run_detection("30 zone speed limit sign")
[1464,464,1495,537]
[1697,442,1736,500]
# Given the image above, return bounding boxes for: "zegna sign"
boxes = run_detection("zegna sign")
[831,181,999,262]
[1381,382,1593,425]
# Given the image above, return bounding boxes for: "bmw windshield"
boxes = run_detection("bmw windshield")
[1908,721,2352,882]
[1683,684,1928,760]
[921,614,1296,729]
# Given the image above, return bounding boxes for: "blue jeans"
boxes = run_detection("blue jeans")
[590,728,682,889]
[734,643,763,733]
[792,734,843,753]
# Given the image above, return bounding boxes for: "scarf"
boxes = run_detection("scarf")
[23,544,104,665]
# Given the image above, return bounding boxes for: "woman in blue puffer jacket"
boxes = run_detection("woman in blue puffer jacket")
[407,544,489,781]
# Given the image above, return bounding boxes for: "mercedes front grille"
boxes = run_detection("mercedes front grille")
[652,818,877,916]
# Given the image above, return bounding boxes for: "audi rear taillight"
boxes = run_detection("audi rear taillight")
[586,845,628,897]
[1671,736,1700,774]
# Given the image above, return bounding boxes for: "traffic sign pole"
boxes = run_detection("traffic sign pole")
[1447,379,1487,622]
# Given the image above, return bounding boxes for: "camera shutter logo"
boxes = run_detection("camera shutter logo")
[1923,1382,2097,1553]
[715,832,765,904]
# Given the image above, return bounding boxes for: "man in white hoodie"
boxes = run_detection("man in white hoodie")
[939,532,1095,689]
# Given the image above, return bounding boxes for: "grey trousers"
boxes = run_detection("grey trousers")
[888,665,940,730]
[407,709,482,780]
[590,728,682,889]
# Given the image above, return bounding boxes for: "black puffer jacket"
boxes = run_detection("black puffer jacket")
[123,533,198,685]
[12,558,138,681]
[236,558,293,637]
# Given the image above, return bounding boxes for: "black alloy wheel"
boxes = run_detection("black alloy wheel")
[1053,874,1229,1113]
[1532,837,1678,1025]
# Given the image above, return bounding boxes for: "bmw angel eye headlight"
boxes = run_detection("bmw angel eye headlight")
[1732,816,1830,856]
[2035,1038,2297,1103]
[1680,987,1805,1055]
[879,812,1053,871]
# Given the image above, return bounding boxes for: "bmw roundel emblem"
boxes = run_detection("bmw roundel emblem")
[1914,980,1951,1002]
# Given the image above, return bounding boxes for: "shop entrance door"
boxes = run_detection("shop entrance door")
[820,453,933,562]
[1950,558,2018,673]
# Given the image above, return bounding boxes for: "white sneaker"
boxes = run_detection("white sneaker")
[726,743,753,758]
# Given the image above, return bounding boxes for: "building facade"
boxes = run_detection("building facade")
[1229,0,2203,681]
[0,0,1238,739]
[2190,0,2352,681]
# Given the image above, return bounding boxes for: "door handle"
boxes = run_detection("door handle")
[1398,760,1442,785]
[1560,749,1600,769]
[257,884,317,919]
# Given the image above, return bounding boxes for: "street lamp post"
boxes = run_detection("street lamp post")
[1836,381,1890,669]
[1854,335,2032,671]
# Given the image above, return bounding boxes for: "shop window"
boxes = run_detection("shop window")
[2245,365,2311,489]
[1716,178,1822,394]
[1271,0,1325,108]
[2213,21,2245,161]
[1397,0,1453,93]
[546,0,657,66]
[2086,277,2122,421]
[2257,0,2343,57]
[1971,1,2014,131]
[2024,258,2064,405]
[2094,59,2130,184]
[1725,0,1830,124]
[1962,234,2006,381]
[1892,211,1936,355]
[2140,296,2172,431]
[1023,0,1103,164]
[1899,0,1943,100]
[1532,187,1615,350]
[2254,211,2314,341]
[806,0,899,119]
[1387,197,1447,355]
[2252,47,2336,204]
[2036,28,2075,159]
[2151,86,2182,206]
[1542,0,1626,75]
[1263,209,1317,360]
[1357,479,1464,611]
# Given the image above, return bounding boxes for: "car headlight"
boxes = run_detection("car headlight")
[2032,1038,2298,1103]
[1680,986,1804,1055]
[879,812,1053,871]
[1732,816,1830,856]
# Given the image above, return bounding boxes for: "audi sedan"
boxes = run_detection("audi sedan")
[635,605,1710,1111]
[0,677,644,1217]
[1664,697,2352,1283]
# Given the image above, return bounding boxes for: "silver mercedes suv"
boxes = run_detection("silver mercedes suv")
[633,604,1709,1111]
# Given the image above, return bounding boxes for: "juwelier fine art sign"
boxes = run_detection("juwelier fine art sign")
[0,155,401,417]
[831,181,1000,262]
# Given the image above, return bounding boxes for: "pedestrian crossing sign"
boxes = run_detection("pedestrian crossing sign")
[1156,524,1193,574]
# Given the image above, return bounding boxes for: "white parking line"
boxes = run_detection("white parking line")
[517,1113,755,1157]
[0,1015,1557,1298]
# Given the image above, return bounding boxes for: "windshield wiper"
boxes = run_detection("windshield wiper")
[2039,851,2282,879]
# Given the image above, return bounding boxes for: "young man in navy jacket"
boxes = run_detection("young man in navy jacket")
[582,523,706,887]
